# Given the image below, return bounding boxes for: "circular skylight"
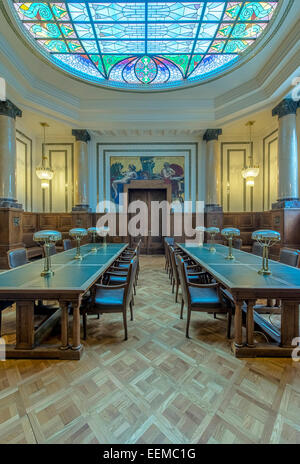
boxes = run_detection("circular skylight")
[10,1,280,90]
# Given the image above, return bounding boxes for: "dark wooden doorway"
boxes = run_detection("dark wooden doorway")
[128,188,167,254]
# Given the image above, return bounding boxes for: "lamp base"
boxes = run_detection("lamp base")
[91,247,97,253]
[225,255,235,260]
[41,269,54,277]
[258,269,272,276]
[74,254,83,260]
[209,247,216,253]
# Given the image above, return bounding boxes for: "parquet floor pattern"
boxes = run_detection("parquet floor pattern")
[1,256,300,444]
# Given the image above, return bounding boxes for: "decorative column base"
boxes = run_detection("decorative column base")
[0,198,22,209]
[72,204,91,212]
[272,199,300,209]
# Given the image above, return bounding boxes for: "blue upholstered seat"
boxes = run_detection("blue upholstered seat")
[109,275,127,284]
[118,263,130,269]
[189,287,221,308]
[95,287,124,306]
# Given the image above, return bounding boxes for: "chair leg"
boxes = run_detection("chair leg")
[227,310,232,339]
[186,308,191,338]
[180,299,184,319]
[134,284,136,295]
[213,313,217,319]
[97,314,100,319]
[172,278,175,294]
[83,312,87,340]
[130,300,133,321]
[132,295,135,306]
[175,282,179,303]
[123,310,128,340]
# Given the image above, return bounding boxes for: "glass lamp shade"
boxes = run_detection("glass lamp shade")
[221,228,240,238]
[97,226,110,236]
[206,227,220,235]
[252,230,281,243]
[88,227,98,235]
[33,230,62,243]
[69,228,88,239]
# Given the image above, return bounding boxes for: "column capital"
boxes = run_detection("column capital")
[72,129,91,142]
[203,129,222,142]
[0,100,22,119]
[272,99,298,119]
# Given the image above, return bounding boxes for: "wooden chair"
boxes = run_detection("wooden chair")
[63,239,73,251]
[252,242,263,256]
[7,248,29,269]
[279,248,300,267]
[82,257,137,340]
[164,237,174,273]
[177,256,232,339]
[169,246,209,302]
[0,301,13,337]
[233,238,242,250]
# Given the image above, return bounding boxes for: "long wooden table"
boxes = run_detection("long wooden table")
[0,243,127,360]
[178,243,300,358]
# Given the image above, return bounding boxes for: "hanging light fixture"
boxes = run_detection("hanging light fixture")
[36,122,54,189]
[241,121,259,187]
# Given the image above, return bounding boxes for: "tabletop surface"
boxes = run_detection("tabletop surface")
[179,243,300,292]
[0,243,126,294]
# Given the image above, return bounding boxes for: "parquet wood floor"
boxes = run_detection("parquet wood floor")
[0,256,300,444]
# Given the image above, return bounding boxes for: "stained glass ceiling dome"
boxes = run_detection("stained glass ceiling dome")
[9,1,280,90]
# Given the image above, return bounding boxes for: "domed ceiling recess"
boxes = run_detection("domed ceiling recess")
[9,1,280,90]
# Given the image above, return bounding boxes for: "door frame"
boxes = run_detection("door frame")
[125,181,172,254]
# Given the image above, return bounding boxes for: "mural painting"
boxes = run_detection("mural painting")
[110,156,185,204]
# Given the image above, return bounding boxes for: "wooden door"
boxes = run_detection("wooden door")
[128,189,167,254]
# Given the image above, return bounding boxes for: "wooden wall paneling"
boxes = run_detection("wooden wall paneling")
[22,212,38,233]
[0,208,23,269]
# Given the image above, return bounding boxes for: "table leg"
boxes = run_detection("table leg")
[234,300,244,348]
[280,300,299,347]
[72,302,81,351]
[16,301,35,350]
[60,302,69,350]
[246,300,256,348]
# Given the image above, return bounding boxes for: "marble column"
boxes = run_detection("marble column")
[72,129,91,212]
[203,129,222,211]
[0,100,22,208]
[272,99,300,209]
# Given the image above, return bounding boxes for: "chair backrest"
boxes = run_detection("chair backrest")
[63,239,72,251]
[7,248,28,269]
[233,238,242,250]
[252,242,263,257]
[48,243,57,256]
[279,248,300,267]
[169,246,179,283]
[125,256,137,306]
[177,256,190,306]
[164,237,174,245]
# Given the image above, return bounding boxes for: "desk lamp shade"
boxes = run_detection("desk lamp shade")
[252,230,281,275]
[221,228,240,260]
[69,228,88,260]
[88,227,98,252]
[206,227,220,253]
[33,230,62,277]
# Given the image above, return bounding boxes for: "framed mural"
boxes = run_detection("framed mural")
[110,155,185,204]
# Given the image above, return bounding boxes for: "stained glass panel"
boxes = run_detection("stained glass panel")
[10,1,280,88]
